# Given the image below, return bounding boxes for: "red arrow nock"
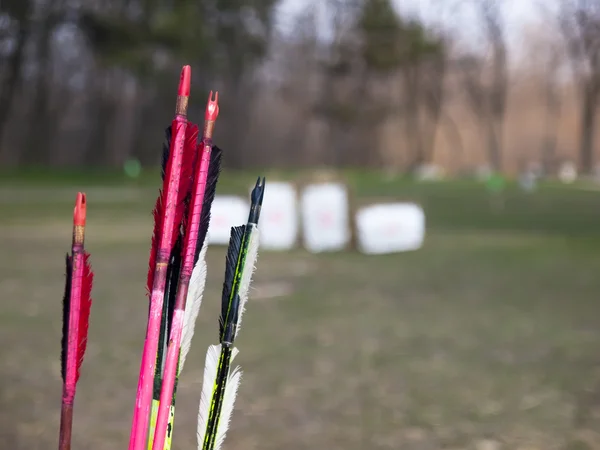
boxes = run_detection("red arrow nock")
[178,66,191,97]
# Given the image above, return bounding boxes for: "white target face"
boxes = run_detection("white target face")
[208,196,249,245]
[252,181,298,251]
[355,203,425,254]
[301,182,350,253]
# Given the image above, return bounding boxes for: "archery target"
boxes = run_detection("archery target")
[355,203,425,254]
[252,181,298,251]
[300,182,350,253]
[208,196,249,245]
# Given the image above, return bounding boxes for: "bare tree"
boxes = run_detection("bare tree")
[0,0,33,149]
[560,0,600,174]
[483,0,507,171]
[22,0,66,165]
[456,0,507,172]
[312,0,366,167]
[539,36,564,172]
[397,26,447,169]
[518,15,566,173]
[480,0,507,171]
[275,8,322,166]
[311,0,448,169]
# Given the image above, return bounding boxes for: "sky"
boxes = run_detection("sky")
[274,0,560,57]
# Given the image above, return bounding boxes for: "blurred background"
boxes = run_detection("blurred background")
[2,0,600,449]
[1,0,599,173]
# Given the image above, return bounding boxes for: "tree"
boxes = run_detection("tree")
[457,0,507,172]
[78,0,278,167]
[21,0,68,165]
[481,0,507,172]
[0,0,280,166]
[361,0,446,169]
[311,0,446,168]
[275,8,323,166]
[310,0,365,166]
[519,16,566,173]
[560,0,600,174]
[0,0,33,151]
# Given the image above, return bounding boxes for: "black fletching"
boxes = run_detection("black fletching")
[219,225,245,338]
[166,237,182,331]
[161,126,172,180]
[153,235,182,399]
[61,254,73,382]
[194,146,223,264]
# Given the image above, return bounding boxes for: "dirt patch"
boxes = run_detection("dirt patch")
[253,282,295,300]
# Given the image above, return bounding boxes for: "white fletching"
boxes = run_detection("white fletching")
[214,365,242,450]
[197,344,221,447]
[235,225,259,337]
[179,240,209,372]
[197,344,241,450]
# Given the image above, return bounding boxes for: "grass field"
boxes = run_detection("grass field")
[2,172,600,450]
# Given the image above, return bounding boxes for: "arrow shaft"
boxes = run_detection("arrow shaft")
[129,114,188,450]
[58,402,73,450]
[148,250,180,450]
[150,308,185,450]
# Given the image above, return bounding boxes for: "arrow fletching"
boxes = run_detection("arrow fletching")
[150,90,224,450]
[197,345,242,450]
[197,177,265,450]
[148,101,200,450]
[129,64,194,450]
[59,192,93,450]
[61,192,93,388]
[180,146,223,372]
[152,95,224,450]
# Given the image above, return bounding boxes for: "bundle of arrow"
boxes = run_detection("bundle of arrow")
[57,65,266,450]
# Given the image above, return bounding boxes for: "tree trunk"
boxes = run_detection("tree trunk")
[0,24,28,157]
[85,73,116,166]
[441,112,464,166]
[403,68,425,171]
[22,8,55,166]
[486,119,502,171]
[489,81,506,172]
[329,124,345,167]
[579,83,598,175]
[420,57,446,164]
[421,90,443,164]
[541,75,561,173]
[215,72,251,169]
